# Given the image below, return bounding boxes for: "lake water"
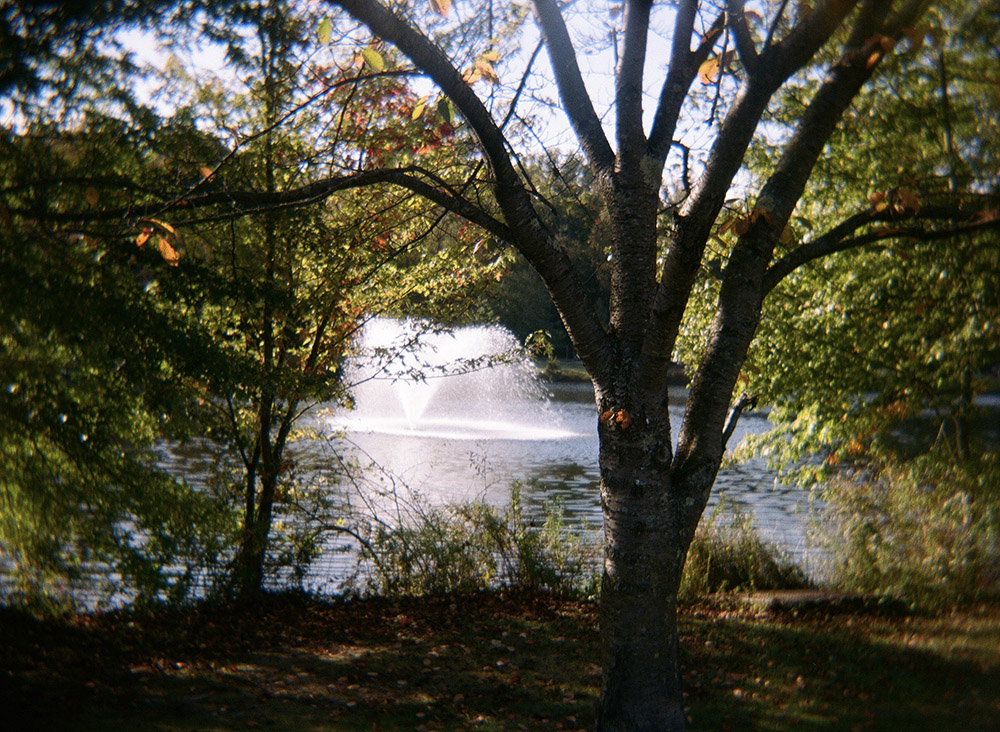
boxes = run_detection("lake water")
[301,381,824,594]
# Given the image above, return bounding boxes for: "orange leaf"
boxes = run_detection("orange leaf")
[600,409,615,425]
[894,188,921,214]
[473,58,499,84]
[698,57,720,84]
[901,26,925,52]
[136,228,153,248]
[157,236,180,266]
[429,0,451,16]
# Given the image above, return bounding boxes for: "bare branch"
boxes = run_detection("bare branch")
[532,0,616,174]
[727,0,759,77]
[327,1,614,384]
[9,167,515,241]
[647,7,724,163]
[616,0,653,165]
[722,393,758,450]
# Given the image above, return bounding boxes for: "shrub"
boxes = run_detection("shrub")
[814,453,1000,608]
[680,502,809,602]
[356,482,599,597]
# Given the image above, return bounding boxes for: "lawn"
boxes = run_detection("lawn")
[2,591,997,731]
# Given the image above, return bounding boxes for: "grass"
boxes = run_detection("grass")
[3,590,998,732]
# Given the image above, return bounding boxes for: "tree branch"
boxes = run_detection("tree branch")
[727,0,759,77]
[764,205,1000,294]
[671,0,903,483]
[531,0,616,174]
[647,6,724,164]
[615,0,653,165]
[328,0,614,387]
[722,393,758,450]
[8,167,515,241]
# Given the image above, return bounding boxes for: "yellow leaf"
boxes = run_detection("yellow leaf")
[429,0,451,16]
[437,97,454,124]
[411,100,427,120]
[317,18,333,45]
[139,218,183,264]
[480,49,501,63]
[362,48,385,72]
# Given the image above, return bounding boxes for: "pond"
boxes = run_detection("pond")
[298,378,823,596]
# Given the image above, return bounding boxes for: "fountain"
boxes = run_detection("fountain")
[331,318,580,441]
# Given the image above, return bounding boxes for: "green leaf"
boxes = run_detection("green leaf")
[437,97,454,124]
[317,18,333,46]
[362,48,385,72]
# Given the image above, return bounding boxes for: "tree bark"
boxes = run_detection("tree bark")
[595,406,708,732]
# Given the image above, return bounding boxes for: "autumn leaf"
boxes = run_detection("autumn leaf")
[411,96,428,120]
[84,187,100,205]
[138,218,183,265]
[317,18,333,45]
[894,188,921,214]
[869,190,889,211]
[429,0,451,16]
[156,236,180,267]
[362,48,385,72]
[599,410,615,425]
[473,58,499,84]
[698,57,720,84]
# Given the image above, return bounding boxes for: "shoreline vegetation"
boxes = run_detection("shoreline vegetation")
[538,359,688,386]
[3,589,998,732]
[4,488,998,731]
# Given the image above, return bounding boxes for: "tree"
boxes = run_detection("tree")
[732,0,999,470]
[150,1,493,597]
[4,0,999,728]
[305,1,999,729]
[0,116,235,607]
[0,0,493,603]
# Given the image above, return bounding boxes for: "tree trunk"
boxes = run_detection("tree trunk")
[595,411,703,732]
[233,472,278,598]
